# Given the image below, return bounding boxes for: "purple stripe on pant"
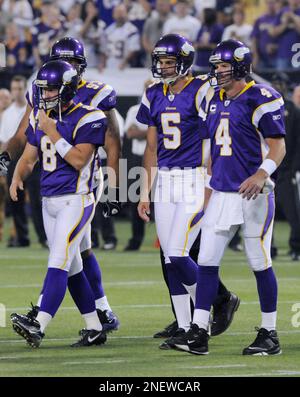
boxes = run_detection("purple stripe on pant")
[69,202,94,243]
[261,193,275,240]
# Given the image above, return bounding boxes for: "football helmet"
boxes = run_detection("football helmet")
[50,37,87,77]
[34,60,78,112]
[151,34,195,84]
[208,39,252,86]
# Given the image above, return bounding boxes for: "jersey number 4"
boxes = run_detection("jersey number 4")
[161,113,181,150]
[215,118,232,156]
[41,136,57,172]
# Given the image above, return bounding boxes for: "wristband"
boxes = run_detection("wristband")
[259,158,277,176]
[55,138,73,158]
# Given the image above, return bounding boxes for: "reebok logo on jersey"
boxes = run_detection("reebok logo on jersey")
[91,123,103,128]
[272,114,281,120]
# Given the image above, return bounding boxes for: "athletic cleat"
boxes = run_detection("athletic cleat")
[174,323,209,355]
[159,328,186,350]
[71,329,107,347]
[97,309,120,332]
[153,320,178,338]
[211,292,240,336]
[27,303,40,320]
[11,313,44,348]
[242,327,281,356]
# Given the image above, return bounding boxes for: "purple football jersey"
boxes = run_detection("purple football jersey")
[136,76,210,169]
[26,79,117,112]
[203,81,286,192]
[25,103,107,197]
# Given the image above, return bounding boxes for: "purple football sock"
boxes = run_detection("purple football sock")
[40,268,68,317]
[166,263,189,295]
[254,267,278,312]
[169,256,197,286]
[195,265,219,311]
[39,271,50,299]
[82,253,104,300]
[68,270,96,314]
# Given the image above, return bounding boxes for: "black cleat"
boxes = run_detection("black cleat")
[153,320,178,338]
[72,329,107,347]
[27,303,40,320]
[211,292,240,336]
[97,309,120,332]
[159,328,186,350]
[11,313,44,348]
[243,327,281,356]
[174,323,209,355]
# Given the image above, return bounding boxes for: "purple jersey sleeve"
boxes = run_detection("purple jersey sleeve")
[25,120,38,147]
[252,86,286,138]
[136,91,155,126]
[70,110,107,147]
[89,84,117,111]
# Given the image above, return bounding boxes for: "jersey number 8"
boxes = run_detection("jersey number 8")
[41,135,57,172]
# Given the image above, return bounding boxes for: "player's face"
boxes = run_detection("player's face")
[157,57,177,79]
[42,88,59,100]
[214,62,234,88]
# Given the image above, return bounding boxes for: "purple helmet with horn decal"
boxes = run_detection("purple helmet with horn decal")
[34,60,78,111]
[208,39,252,86]
[151,34,195,84]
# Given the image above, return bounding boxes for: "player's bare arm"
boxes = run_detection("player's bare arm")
[37,109,96,170]
[138,126,157,222]
[239,137,286,200]
[104,108,121,187]
[10,143,38,202]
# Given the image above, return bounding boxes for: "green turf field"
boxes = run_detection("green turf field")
[0,219,299,377]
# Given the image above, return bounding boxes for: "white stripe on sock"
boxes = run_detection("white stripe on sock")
[261,311,277,331]
[171,294,191,331]
[193,309,210,330]
[82,311,102,331]
[95,296,112,312]
[36,311,52,333]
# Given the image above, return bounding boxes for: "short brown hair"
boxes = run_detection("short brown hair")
[11,75,27,88]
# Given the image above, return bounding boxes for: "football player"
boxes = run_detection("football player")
[0,37,120,332]
[10,60,107,347]
[173,40,286,355]
[137,34,240,349]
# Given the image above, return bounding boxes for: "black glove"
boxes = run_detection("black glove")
[0,151,11,176]
[102,187,122,218]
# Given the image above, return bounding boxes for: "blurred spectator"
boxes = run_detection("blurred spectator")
[0,89,12,122]
[194,8,224,70]
[142,0,172,67]
[269,0,300,70]
[0,87,12,242]
[272,72,300,261]
[64,2,83,38]
[101,4,141,70]
[96,0,122,27]
[251,0,278,70]
[162,0,201,42]
[31,0,66,68]
[292,85,300,108]
[222,7,252,46]
[80,0,105,67]
[216,0,234,26]
[125,0,152,32]
[123,80,152,251]
[0,76,29,247]
[2,0,33,39]
[194,0,216,17]
[4,21,29,74]
[0,0,11,41]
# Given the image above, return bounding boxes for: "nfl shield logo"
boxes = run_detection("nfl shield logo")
[224,100,231,107]
[168,94,175,102]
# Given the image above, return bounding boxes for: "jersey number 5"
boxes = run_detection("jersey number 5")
[215,118,232,156]
[161,113,181,150]
[41,135,57,172]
